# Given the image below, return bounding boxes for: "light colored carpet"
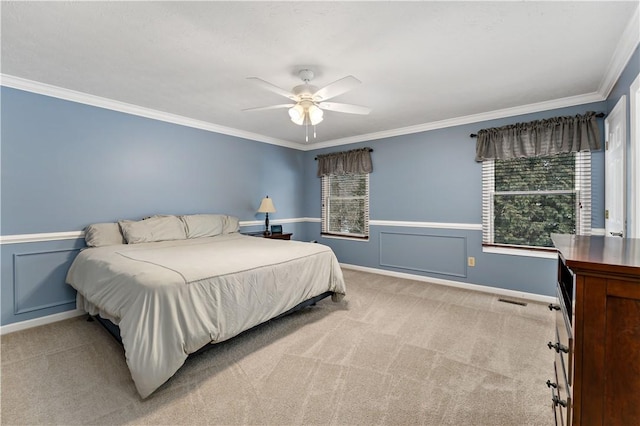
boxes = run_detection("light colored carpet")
[1,269,555,425]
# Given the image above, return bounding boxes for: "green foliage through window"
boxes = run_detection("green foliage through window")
[495,154,575,192]
[493,193,576,247]
[491,153,578,248]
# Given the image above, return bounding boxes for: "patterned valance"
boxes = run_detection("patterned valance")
[475,111,602,162]
[317,147,373,177]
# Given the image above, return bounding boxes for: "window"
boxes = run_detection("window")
[321,173,369,239]
[482,152,591,249]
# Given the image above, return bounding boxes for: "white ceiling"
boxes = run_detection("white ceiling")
[2,1,639,150]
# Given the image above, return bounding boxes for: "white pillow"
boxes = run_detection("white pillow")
[223,215,240,233]
[119,215,186,244]
[180,214,225,238]
[84,222,125,247]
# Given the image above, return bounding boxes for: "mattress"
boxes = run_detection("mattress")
[66,233,346,398]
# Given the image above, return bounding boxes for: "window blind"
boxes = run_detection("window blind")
[575,151,592,236]
[482,160,495,244]
[321,173,369,239]
[482,152,591,248]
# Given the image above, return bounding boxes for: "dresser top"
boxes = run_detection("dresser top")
[551,234,640,277]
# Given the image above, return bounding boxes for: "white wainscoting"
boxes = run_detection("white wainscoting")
[0,219,604,245]
[1,231,84,245]
[0,218,592,333]
[370,220,481,230]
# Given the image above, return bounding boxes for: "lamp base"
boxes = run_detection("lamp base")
[264,213,270,236]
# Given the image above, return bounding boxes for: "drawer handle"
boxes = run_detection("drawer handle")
[547,341,569,354]
[552,395,567,408]
[546,380,557,389]
[548,304,561,311]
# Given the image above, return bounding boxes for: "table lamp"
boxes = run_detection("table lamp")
[257,196,276,235]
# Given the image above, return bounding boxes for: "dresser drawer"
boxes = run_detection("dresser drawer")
[551,360,572,426]
[552,384,561,426]
[552,283,574,386]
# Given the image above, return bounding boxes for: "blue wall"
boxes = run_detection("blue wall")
[1,87,305,325]
[1,88,305,234]
[303,102,608,297]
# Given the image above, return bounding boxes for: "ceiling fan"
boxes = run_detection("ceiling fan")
[243,69,371,142]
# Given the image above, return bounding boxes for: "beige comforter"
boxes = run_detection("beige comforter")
[66,233,346,398]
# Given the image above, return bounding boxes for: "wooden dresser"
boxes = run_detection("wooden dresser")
[550,234,640,426]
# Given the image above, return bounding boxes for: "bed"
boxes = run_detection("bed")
[66,214,346,398]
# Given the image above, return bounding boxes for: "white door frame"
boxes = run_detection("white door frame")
[630,72,640,238]
[605,96,627,238]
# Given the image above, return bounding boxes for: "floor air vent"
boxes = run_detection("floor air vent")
[498,298,527,307]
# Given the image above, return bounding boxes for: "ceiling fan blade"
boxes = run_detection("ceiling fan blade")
[313,75,361,101]
[247,77,297,100]
[318,102,371,115]
[242,104,295,112]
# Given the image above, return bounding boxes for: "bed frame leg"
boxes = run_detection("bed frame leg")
[87,315,94,322]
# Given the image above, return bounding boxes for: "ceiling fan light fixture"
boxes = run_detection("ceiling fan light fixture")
[288,104,305,125]
[247,70,368,138]
[308,104,324,125]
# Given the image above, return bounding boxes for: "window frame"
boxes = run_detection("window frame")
[321,173,370,240]
[482,151,592,252]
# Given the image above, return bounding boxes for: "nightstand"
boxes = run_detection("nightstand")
[244,232,293,240]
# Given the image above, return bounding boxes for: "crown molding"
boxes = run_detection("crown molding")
[300,91,605,151]
[598,4,640,98]
[0,72,611,153]
[0,74,303,150]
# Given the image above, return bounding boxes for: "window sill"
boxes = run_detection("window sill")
[482,245,558,259]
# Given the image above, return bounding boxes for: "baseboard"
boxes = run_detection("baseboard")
[0,308,85,335]
[340,263,557,304]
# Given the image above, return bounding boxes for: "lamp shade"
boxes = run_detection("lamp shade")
[288,104,305,125]
[257,196,276,213]
[288,102,324,127]
[308,104,324,125]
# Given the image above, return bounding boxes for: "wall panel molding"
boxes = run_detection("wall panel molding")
[13,248,80,315]
[379,232,467,277]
